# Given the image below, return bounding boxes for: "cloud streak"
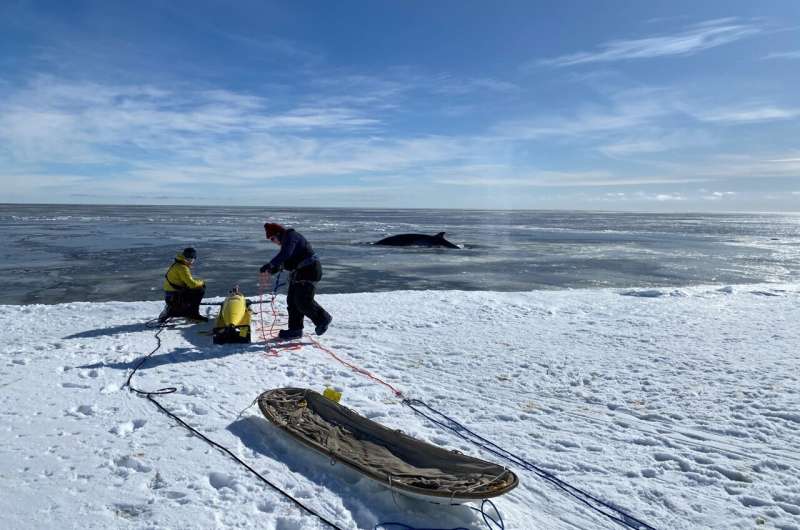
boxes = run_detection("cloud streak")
[491,87,679,139]
[693,105,800,123]
[764,50,800,60]
[0,76,489,202]
[540,18,761,67]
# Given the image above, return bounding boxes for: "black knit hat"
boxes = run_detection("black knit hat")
[183,247,197,260]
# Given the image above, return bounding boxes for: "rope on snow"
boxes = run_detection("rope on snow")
[125,317,345,530]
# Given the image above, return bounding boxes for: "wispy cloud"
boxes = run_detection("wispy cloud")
[599,191,687,203]
[598,140,669,156]
[664,152,800,180]
[429,146,800,193]
[598,129,715,157]
[655,193,686,201]
[0,76,487,201]
[427,74,520,96]
[693,105,800,123]
[764,50,800,60]
[215,30,324,64]
[540,18,761,67]
[310,70,519,109]
[492,87,678,139]
[432,168,707,188]
[599,190,746,203]
[703,191,736,201]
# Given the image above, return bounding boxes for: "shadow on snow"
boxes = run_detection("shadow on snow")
[72,317,264,370]
[227,415,482,530]
[63,322,154,340]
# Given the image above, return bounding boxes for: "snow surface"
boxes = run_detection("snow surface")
[1,285,799,530]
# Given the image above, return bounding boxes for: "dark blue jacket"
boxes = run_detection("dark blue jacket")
[261,229,316,274]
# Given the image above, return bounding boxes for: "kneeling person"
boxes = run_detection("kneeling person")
[160,247,208,322]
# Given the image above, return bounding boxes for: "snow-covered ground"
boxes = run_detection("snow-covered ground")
[1,285,799,530]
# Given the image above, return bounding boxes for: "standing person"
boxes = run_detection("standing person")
[260,222,332,339]
[159,247,208,323]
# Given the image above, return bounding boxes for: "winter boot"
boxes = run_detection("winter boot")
[278,328,303,340]
[315,313,332,336]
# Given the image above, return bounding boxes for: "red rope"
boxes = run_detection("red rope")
[255,286,279,357]
[256,279,301,357]
[308,335,404,398]
[255,274,403,397]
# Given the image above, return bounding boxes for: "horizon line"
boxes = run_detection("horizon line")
[1,202,798,216]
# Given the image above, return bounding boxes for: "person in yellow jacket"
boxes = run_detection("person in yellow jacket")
[159,247,208,323]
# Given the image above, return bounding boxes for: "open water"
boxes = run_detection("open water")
[0,204,798,305]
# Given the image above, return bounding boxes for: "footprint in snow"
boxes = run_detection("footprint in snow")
[774,501,800,516]
[275,517,305,530]
[725,484,745,496]
[738,496,770,507]
[158,490,189,504]
[257,499,277,513]
[293,488,313,499]
[112,455,152,474]
[708,465,751,483]
[189,404,209,416]
[110,419,146,436]
[208,471,237,490]
[430,436,450,446]
[61,382,90,389]
[111,503,151,519]
[67,404,96,417]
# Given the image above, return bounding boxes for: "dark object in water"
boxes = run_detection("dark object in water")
[375,232,459,248]
[258,388,518,502]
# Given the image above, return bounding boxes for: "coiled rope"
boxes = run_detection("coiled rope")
[257,272,302,357]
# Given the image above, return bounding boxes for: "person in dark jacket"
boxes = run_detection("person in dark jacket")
[260,223,332,339]
[159,247,208,323]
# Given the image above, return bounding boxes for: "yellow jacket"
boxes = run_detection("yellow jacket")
[163,253,205,291]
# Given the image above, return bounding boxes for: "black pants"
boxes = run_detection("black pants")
[287,262,329,330]
[164,287,205,317]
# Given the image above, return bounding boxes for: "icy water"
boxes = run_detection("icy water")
[0,204,798,305]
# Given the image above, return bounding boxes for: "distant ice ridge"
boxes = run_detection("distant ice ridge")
[0,283,798,529]
[618,285,792,298]
[619,288,688,297]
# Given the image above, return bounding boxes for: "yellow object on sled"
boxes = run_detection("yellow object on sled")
[213,288,252,344]
[323,387,342,403]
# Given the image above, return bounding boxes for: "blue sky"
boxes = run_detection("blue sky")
[1,0,799,211]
